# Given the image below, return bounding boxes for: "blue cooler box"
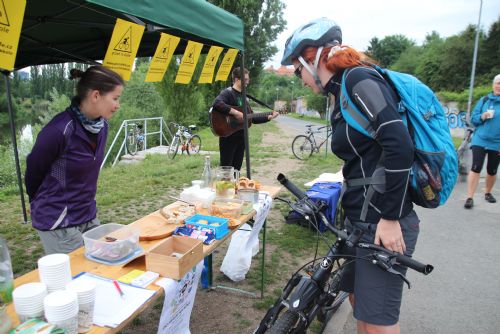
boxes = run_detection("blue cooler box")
[306,182,342,232]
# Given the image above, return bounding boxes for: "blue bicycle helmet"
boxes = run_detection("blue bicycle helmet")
[281,18,342,66]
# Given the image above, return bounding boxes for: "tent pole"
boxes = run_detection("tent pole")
[240,52,251,179]
[3,72,28,223]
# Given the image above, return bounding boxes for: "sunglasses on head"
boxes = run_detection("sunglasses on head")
[294,64,304,79]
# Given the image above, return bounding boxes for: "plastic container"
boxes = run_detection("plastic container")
[0,236,13,304]
[82,224,139,262]
[237,189,259,204]
[184,214,229,240]
[210,197,243,218]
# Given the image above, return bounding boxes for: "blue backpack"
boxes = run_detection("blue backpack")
[340,65,458,211]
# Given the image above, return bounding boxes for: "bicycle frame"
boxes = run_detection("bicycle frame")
[307,126,332,153]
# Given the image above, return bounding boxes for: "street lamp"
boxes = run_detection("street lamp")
[466,0,483,119]
[290,80,294,113]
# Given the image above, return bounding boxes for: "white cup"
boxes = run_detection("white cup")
[487,109,495,118]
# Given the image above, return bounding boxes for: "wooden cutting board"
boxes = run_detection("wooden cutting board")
[131,213,181,241]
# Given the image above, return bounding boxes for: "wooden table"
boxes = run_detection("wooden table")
[6,185,281,334]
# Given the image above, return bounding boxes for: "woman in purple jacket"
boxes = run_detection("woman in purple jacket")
[25,66,124,254]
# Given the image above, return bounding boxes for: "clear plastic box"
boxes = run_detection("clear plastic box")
[83,223,140,262]
[210,197,243,218]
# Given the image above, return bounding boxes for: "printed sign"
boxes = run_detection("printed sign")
[174,40,203,84]
[145,33,180,82]
[215,48,239,82]
[0,0,27,71]
[103,18,145,80]
[198,46,223,84]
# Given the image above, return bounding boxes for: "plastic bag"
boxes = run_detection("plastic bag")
[220,224,253,282]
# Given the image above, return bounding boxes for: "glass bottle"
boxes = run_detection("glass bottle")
[201,156,212,188]
[0,236,13,305]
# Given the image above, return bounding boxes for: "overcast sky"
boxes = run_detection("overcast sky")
[266,0,500,68]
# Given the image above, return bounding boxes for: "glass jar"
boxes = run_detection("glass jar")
[0,237,13,305]
[214,166,239,198]
[0,305,12,334]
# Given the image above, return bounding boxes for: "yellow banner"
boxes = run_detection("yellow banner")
[145,33,180,82]
[175,40,203,84]
[103,18,145,81]
[198,46,223,84]
[0,0,27,71]
[215,49,239,82]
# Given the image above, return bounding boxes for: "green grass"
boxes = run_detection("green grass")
[285,113,328,125]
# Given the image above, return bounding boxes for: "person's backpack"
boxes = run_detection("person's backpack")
[340,65,458,212]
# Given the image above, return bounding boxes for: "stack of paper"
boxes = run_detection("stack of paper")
[71,272,156,328]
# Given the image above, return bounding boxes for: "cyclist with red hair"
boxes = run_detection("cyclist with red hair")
[283,18,419,334]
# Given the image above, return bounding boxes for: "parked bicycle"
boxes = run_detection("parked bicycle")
[167,122,202,159]
[254,174,433,334]
[291,125,332,160]
[126,123,145,155]
[456,120,474,182]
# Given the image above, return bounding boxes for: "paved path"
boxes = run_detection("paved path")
[325,176,500,334]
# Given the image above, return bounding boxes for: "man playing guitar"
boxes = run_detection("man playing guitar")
[211,67,279,170]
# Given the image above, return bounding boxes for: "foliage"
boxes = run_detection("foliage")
[37,88,71,125]
[366,35,415,68]
[208,0,287,80]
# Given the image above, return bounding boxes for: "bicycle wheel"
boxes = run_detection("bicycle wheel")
[167,136,180,159]
[292,135,314,160]
[187,135,202,155]
[126,132,138,155]
[268,310,299,334]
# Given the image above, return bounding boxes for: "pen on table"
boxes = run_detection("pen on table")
[113,279,125,298]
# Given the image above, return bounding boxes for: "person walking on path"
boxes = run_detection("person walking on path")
[464,74,500,209]
[25,66,124,255]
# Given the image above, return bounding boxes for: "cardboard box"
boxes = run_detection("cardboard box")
[146,236,203,280]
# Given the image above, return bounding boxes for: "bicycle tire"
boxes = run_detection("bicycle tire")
[167,136,180,159]
[126,132,138,156]
[187,135,202,155]
[292,135,314,160]
[267,310,300,334]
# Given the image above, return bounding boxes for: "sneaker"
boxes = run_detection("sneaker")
[485,193,497,203]
[464,198,474,209]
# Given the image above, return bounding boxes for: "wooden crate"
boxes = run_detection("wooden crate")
[145,236,203,280]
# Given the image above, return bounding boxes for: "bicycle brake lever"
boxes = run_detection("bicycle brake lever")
[387,267,411,289]
[373,253,411,289]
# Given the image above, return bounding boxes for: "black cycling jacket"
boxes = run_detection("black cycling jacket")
[329,66,414,223]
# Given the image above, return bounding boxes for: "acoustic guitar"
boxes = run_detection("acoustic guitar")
[209,105,274,137]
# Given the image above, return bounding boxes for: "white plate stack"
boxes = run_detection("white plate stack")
[44,290,79,334]
[12,282,48,322]
[66,279,96,333]
[38,254,72,293]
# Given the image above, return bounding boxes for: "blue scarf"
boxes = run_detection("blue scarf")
[70,98,105,134]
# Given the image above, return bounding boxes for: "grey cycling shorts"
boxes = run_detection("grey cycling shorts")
[37,218,101,255]
[339,210,420,326]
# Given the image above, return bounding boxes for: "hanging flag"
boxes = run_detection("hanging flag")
[198,46,223,84]
[103,18,145,81]
[215,49,239,82]
[0,0,27,71]
[175,40,203,84]
[145,33,180,82]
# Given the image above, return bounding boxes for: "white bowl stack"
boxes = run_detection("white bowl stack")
[44,290,79,334]
[66,279,97,333]
[38,254,72,293]
[12,282,48,322]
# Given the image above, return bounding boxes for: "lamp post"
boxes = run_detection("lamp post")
[290,80,294,113]
[466,0,483,120]
[276,87,279,101]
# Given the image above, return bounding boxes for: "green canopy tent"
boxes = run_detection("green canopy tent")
[3,0,253,223]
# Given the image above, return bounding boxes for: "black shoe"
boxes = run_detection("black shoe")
[485,193,497,203]
[464,198,474,209]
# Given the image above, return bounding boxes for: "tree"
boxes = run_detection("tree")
[208,0,286,80]
[366,35,415,67]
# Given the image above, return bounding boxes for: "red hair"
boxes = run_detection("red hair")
[301,45,369,73]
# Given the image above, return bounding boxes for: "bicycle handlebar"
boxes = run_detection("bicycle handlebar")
[276,173,433,275]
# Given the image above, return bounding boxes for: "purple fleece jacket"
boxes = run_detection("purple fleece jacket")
[25,108,108,231]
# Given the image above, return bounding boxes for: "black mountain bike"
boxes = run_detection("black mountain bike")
[254,174,433,334]
[291,125,332,160]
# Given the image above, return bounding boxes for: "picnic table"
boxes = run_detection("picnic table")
[6,185,280,333]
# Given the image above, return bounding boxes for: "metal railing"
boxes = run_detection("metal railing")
[101,117,175,169]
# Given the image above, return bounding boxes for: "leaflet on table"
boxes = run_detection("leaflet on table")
[71,272,156,328]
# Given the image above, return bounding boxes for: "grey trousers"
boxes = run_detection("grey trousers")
[37,218,101,255]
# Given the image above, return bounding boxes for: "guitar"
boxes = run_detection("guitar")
[209,105,274,137]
